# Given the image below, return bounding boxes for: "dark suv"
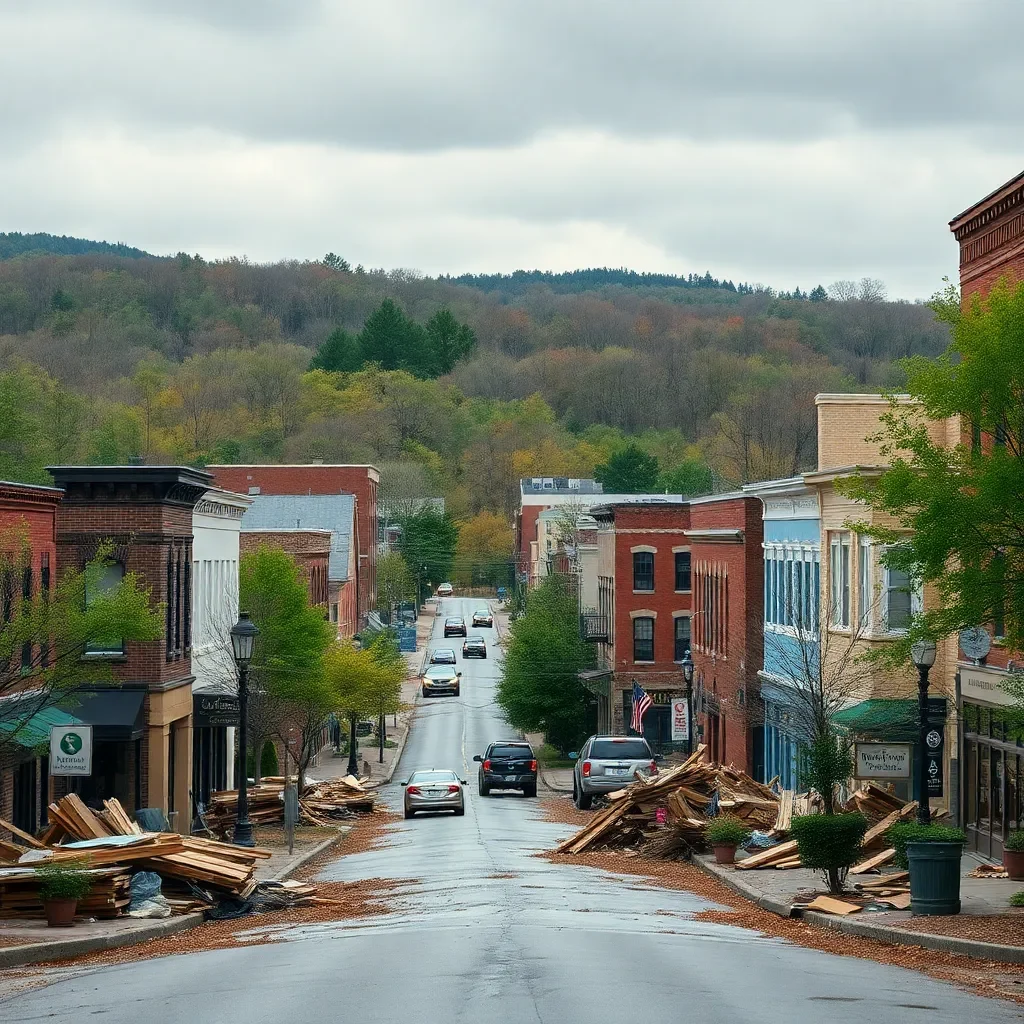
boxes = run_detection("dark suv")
[443,616,467,637]
[474,741,537,798]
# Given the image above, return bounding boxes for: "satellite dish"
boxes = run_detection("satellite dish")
[959,626,991,664]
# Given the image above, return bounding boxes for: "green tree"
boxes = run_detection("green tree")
[657,459,714,496]
[376,552,415,619]
[310,327,363,374]
[594,442,660,493]
[359,300,429,376]
[397,507,459,597]
[239,546,335,781]
[0,537,162,755]
[322,253,351,272]
[843,279,1024,660]
[425,307,477,374]
[496,575,595,751]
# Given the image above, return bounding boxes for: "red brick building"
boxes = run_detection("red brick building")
[240,530,331,610]
[0,480,62,837]
[687,493,764,774]
[47,465,212,830]
[209,464,378,626]
[590,502,692,750]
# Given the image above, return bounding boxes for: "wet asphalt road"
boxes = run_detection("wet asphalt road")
[1,597,1019,1022]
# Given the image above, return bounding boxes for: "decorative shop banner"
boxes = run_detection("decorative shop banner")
[50,724,93,776]
[855,742,912,779]
[670,699,690,742]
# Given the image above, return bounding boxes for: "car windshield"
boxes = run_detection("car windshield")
[432,650,455,660]
[425,667,456,679]
[475,610,490,616]
[590,739,652,759]
[408,770,458,783]
[446,617,463,624]
[490,744,532,759]
[467,636,485,643]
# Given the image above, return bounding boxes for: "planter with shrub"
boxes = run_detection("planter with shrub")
[1003,831,1024,881]
[887,822,966,916]
[704,816,751,864]
[790,812,867,894]
[35,862,92,927]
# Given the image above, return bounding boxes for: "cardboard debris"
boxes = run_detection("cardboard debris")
[968,863,1009,879]
[805,895,862,916]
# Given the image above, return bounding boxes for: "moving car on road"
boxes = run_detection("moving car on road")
[429,648,457,664]
[436,582,453,596]
[462,635,487,658]
[402,769,467,818]
[421,665,461,697]
[443,616,467,637]
[474,741,537,797]
[471,608,493,628]
[572,735,659,810]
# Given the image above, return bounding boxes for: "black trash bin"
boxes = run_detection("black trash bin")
[907,841,963,916]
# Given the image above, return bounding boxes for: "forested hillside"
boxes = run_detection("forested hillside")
[0,250,949,519]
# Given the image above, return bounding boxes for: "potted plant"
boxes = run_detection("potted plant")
[705,816,751,864]
[888,822,966,916]
[1004,831,1024,881]
[790,812,868,894]
[35,862,92,927]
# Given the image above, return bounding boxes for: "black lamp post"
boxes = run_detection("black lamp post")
[681,650,695,755]
[346,712,360,778]
[910,639,937,826]
[230,611,259,847]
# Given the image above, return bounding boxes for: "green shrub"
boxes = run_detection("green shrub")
[797,732,853,814]
[887,822,966,870]
[705,816,751,847]
[35,863,92,902]
[1005,830,1024,853]
[1010,892,1024,908]
[790,812,868,894]
[260,740,279,778]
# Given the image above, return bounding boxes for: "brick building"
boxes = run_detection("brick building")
[686,493,764,775]
[589,502,692,750]
[47,465,211,831]
[209,464,378,627]
[239,530,332,610]
[0,480,63,837]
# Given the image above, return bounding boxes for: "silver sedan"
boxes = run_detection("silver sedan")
[402,769,467,819]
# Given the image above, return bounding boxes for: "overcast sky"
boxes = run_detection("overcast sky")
[1,0,1020,299]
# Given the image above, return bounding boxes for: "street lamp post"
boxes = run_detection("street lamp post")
[346,713,360,778]
[910,639,937,826]
[681,650,695,755]
[230,612,260,848]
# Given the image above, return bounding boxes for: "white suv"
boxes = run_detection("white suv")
[436,582,453,597]
[572,735,659,809]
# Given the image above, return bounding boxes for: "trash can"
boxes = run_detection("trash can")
[906,841,962,916]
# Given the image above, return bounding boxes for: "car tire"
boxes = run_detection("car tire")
[454,806,465,816]
[478,779,489,797]
[422,689,429,698]
[404,808,415,819]
[454,686,460,697]
[523,783,537,798]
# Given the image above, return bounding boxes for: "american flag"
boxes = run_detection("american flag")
[630,680,652,734]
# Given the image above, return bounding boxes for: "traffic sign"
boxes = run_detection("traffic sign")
[50,724,93,776]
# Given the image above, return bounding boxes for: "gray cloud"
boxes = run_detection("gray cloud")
[0,0,1020,297]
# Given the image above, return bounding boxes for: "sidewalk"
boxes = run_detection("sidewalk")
[694,849,1024,964]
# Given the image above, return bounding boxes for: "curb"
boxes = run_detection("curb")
[268,830,350,881]
[693,855,1024,963]
[540,769,573,794]
[0,911,204,970]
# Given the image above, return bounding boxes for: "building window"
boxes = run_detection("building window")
[330,603,339,624]
[882,546,922,632]
[85,561,126,655]
[183,551,192,650]
[0,560,13,623]
[674,616,691,661]
[22,565,32,601]
[166,549,176,657]
[858,541,871,629]
[633,616,654,662]
[633,552,654,592]
[829,533,851,628]
[674,551,691,592]
[40,552,50,594]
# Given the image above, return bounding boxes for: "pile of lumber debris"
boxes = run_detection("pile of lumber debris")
[793,873,912,916]
[0,794,276,919]
[556,747,781,856]
[205,774,375,837]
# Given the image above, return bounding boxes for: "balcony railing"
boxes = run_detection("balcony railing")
[580,612,610,643]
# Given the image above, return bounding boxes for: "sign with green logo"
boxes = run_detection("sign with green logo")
[50,725,92,776]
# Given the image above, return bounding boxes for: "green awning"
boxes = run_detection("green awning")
[0,705,82,748]
[834,698,946,740]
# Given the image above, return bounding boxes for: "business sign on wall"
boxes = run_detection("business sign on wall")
[855,742,911,779]
[50,725,93,776]
[671,699,689,742]
[960,666,1016,709]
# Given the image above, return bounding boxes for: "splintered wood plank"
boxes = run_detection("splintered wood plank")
[734,840,798,869]
[859,802,917,852]
[0,817,46,849]
[849,847,896,874]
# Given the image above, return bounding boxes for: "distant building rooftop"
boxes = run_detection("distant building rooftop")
[520,478,603,495]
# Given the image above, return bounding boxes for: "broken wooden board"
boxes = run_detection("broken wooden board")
[849,847,896,874]
[734,840,799,869]
[804,895,862,916]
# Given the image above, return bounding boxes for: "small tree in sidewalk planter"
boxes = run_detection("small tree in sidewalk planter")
[35,862,92,927]
[790,812,868,895]
[887,822,966,870]
[704,816,751,864]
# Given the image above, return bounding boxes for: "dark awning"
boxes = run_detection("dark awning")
[70,688,147,741]
[834,697,947,741]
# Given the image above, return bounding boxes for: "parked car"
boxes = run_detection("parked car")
[443,616,467,637]
[471,608,493,628]
[462,635,487,658]
[402,768,466,818]
[421,666,461,697]
[430,648,457,665]
[572,735,659,809]
[474,741,537,797]
[436,583,453,597]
